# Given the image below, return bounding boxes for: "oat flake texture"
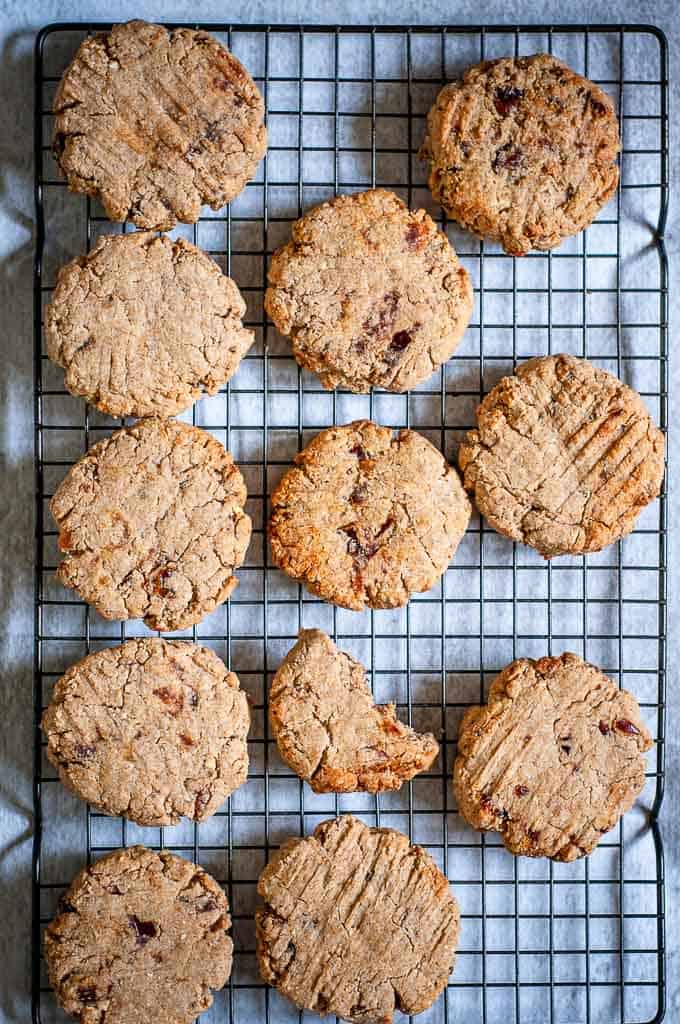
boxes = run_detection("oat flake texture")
[53,20,267,229]
[50,417,251,631]
[256,815,460,1023]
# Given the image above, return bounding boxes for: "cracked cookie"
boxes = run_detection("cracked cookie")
[270,629,438,792]
[265,189,473,392]
[420,54,620,255]
[53,20,267,229]
[50,417,251,631]
[458,354,665,558]
[45,845,232,1024]
[256,815,459,1023]
[46,231,253,418]
[454,652,653,862]
[42,638,249,826]
[269,420,471,610]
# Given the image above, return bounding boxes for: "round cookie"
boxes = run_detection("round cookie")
[265,189,473,392]
[53,20,267,229]
[42,638,250,826]
[453,653,653,862]
[46,232,253,418]
[256,815,459,1023]
[420,54,620,255]
[269,420,471,610]
[50,417,251,631]
[458,354,665,558]
[270,629,439,793]
[45,845,232,1024]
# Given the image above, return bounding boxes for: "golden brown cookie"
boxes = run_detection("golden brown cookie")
[265,189,473,392]
[270,629,438,792]
[46,232,253,418]
[53,20,267,229]
[45,846,232,1024]
[420,54,620,255]
[458,354,665,558]
[256,816,459,1023]
[269,420,471,610]
[51,417,251,631]
[42,638,250,826]
[454,653,653,861]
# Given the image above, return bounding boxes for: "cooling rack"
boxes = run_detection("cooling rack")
[33,22,668,1024]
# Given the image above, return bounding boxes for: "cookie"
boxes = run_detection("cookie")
[46,232,253,418]
[42,638,249,826]
[53,20,267,229]
[420,54,620,255]
[265,189,473,392]
[45,845,232,1024]
[454,653,653,861]
[256,815,459,1023]
[269,420,471,610]
[50,417,251,631]
[458,354,665,558]
[270,629,439,793]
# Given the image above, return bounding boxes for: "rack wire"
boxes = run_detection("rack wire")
[33,22,668,1024]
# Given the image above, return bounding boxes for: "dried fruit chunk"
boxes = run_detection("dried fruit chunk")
[420,54,620,254]
[265,188,473,393]
[44,846,232,1024]
[269,420,471,610]
[41,638,249,826]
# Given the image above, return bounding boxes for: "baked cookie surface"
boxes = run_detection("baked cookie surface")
[270,629,438,792]
[269,420,471,610]
[265,189,473,392]
[42,638,249,826]
[53,20,267,229]
[454,653,653,862]
[420,54,620,254]
[51,417,251,631]
[45,845,232,1024]
[256,815,459,1024]
[46,232,253,418]
[458,354,664,558]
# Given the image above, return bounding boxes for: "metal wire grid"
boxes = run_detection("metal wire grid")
[32,22,668,1024]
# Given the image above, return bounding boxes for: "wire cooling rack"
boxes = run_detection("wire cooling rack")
[33,21,668,1024]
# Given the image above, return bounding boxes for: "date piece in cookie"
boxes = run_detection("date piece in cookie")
[270,629,438,792]
[420,54,620,255]
[459,354,665,558]
[269,420,471,610]
[53,20,267,229]
[45,845,232,1024]
[51,417,251,631]
[256,815,459,1024]
[454,653,653,862]
[46,232,253,418]
[265,188,473,392]
[42,638,249,826]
